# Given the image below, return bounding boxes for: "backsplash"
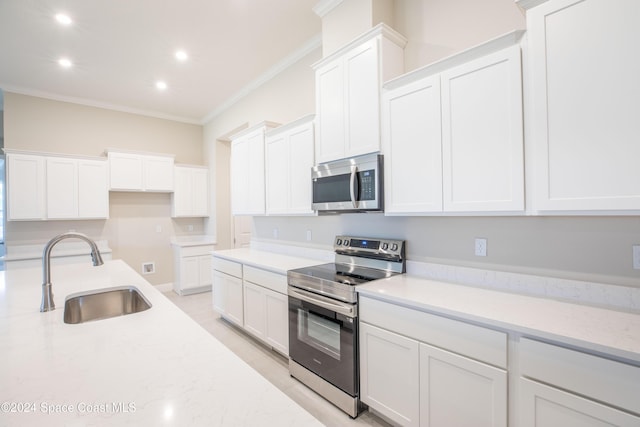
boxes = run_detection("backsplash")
[253,239,640,313]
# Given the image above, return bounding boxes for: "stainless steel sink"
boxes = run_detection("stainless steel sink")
[63,286,152,324]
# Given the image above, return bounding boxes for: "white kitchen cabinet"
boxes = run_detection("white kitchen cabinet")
[242,265,289,356]
[172,242,215,295]
[441,44,524,212]
[6,151,107,221]
[172,165,209,217]
[382,75,443,214]
[420,342,507,427]
[382,31,524,215]
[360,322,420,427]
[212,258,244,327]
[519,338,640,426]
[265,115,315,215]
[314,23,406,163]
[359,296,508,427]
[107,150,174,192]
[521,0,640,212]
[47,157,109,219]
[230,122,279,215]
[6,153,46,220]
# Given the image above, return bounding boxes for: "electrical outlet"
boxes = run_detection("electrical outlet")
[306,230,312,241]
[272,228,278,239]
[633,245,640,270]
[475,238,488,257]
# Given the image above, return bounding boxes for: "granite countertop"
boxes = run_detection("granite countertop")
[0,260,322,426]
[212,248,322,275]
[170,235,217,247]
[357,275,640,364]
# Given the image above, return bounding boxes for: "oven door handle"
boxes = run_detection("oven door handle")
[349,165,359,209]
[288,286,356,318]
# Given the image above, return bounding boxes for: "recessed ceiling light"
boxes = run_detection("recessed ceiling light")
[58,58,73,68]
[156,81,168,90]
[55,13,73,26]
[175,50,188,62]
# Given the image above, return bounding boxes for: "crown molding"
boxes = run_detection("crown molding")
[313,0,344,18]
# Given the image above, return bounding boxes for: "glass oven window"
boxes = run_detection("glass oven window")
[298,309,341,360]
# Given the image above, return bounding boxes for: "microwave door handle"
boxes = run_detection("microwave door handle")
[349,165,359,208]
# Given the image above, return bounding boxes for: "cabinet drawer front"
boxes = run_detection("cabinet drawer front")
[181,245,215,258]
[243,266,287,294]
[360,296,507,368]
[212,257,242,278]
[520,338,640,415]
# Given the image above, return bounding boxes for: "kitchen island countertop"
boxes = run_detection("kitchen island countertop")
[0,260,323,426]
[212,248,323,275]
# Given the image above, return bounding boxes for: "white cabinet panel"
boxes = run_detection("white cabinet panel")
[243,281,266,340]
[172,165,209,217]
[383,75,443,213]
[46,157,78,219]
[360,322,420,427]
[212,269,243,327]
[107,151,174,192]
[77,160,109,218]
[519,378,640,427]
[314,24,406,163]
[174,245,215,295]
[230,123,277,215]
[441,45,524,212]
[524,0,640,211]
[264,290,288,355]
[6,154,46,220]
[420,343,507,427]
[265,116,315,215]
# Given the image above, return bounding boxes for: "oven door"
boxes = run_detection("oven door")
[288,286,358,396]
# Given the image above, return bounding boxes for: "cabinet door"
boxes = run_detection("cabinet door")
[78,159,108,218]
[212,270,243,327]
[46,157,78,219]
[527,0,640,211]
[246,130,266,215]
[191,168,209,217]
[383,75,443,214]
[181,256,200,290]
[109,152,143,190]
[231,137,249,214]
[144,156,174,191]
[288,122,315,214]
[441,45,524,212]
[420,342,507,427]
[345,38,381,157]
[172,166,192,217]
[265,134,289,214]
[198,255,212,287]
[519,378,640,427]
[243,281,266,340]
[7,154,46,220]
[264,289,288,355]
[360,322,420,427]
[315,59,345,163]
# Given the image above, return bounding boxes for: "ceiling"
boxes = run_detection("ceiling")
[0,0,322,124]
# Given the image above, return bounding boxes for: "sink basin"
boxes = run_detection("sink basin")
[63,286,152,324]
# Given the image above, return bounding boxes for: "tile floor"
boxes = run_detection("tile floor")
[163,290,392,427]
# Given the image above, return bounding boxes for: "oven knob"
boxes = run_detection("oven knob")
[336,238,342,246]
[343,239,349,246]
[391,243,398,251]
[382,243,389,250]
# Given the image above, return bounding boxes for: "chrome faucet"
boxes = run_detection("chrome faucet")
[41,232,104,312]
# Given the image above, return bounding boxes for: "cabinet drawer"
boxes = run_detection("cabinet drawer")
[360,296,507,368]
[180,245,215,258]
[212,257,242,278]
[243,265,287,294]
[520,338,640,415]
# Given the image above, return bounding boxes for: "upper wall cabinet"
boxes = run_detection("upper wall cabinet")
[5,151,109,221]
[265,115,315,216]
[106,150,174,192]
[230,122,279,216]
[520,0,640,213]
[314,23,406,164]
[172,165,209,218]
[383,31,525,215]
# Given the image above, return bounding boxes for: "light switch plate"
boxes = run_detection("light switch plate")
[633,245,640,270]
[475,238,487,257]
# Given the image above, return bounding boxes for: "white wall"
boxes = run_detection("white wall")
[3,92,205,284]
[204,0,640,288]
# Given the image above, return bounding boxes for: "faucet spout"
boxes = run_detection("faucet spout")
[41,232,104,312]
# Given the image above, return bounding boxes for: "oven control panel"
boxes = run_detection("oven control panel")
[334,235,404,258]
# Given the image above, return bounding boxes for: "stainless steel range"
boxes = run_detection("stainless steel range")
[287,236,405,418]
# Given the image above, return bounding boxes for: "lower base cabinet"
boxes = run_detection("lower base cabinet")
[519,378,639,427]
[212,269,244,327]
[243,281,289,356]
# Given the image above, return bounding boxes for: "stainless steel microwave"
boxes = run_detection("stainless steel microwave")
[311,153,383,213]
